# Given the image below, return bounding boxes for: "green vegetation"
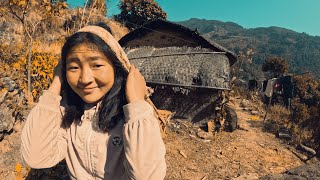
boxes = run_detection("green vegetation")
[178,18,320,78]
[114,0,167,29]
[262,56,289,78]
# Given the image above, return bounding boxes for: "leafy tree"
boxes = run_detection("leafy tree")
[262,56,289,78]
[114,0,167,29]
[232,48,256,80]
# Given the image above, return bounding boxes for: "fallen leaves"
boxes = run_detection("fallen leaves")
[15,163,22,173]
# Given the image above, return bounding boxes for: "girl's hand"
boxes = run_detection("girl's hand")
[48,60,63,95]
[125,65,147,103]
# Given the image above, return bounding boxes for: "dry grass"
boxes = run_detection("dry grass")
[291,125,314,145]
[266,103,319,150]
[105,19,129,41]
[33,41,64,55]
[268,105,291,125]
[263,104,291,134]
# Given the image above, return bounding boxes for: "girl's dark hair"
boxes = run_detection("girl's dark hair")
[61,32,128,132]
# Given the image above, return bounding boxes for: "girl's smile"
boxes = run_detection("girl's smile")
[80,87,97,94]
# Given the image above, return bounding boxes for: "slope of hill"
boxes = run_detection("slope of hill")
[177,18,320,78]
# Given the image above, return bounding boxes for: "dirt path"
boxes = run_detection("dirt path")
[164,98,303,179]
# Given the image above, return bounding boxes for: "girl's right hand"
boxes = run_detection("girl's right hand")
[125,65,147,103]
[48,60,63,95]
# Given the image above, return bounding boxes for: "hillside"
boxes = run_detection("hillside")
[177,18,320,78]
[0,3,319,179]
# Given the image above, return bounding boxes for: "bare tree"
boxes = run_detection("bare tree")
[2,0,67,98]
[88,0,107,16]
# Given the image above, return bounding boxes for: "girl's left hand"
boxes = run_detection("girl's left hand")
[48,60,63,95]
[125,65,147,103]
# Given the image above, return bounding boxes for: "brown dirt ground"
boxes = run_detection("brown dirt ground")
[164,98,303,180]
[0,98,310,179]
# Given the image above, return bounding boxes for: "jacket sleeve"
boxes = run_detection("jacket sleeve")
[122,100,166,180]
[21,90,67,169]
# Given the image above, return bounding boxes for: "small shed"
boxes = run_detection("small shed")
[119,19,237,123]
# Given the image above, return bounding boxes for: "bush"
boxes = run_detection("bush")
[262,56,289,78]
[13,51,59,101]
[291,102,310,125]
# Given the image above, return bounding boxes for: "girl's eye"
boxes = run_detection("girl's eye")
[93,64,104,69]
[67,66,79,71]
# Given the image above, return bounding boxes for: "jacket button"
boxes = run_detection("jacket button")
[112,136,122,147]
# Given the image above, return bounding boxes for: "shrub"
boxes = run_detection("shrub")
[13,51,58,101]
[291,102,310,125]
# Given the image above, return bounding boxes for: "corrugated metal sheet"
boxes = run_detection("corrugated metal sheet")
[124,46,230,89]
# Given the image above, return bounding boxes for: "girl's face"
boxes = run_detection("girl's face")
[66,43,115,104]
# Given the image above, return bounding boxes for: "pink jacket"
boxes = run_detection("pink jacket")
[21,91,166,179]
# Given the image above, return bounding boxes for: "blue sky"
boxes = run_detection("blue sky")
[68,0,320,36]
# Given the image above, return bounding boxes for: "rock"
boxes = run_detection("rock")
[7,89,19,98]
[0,103,14,140]
[237,125,249,131]
[201,176,207,180]
[284,160,320,179]
[179,150,187,158]
[0,151,17,173]
[188,134,196,139]
[297,144,317,156]
[0,171,15,180]
[277,128,291,139]
[306,157,319,164]
[0,89,8,103]
[0,77,18,92]
[0,139,12,154]
[240,99,250,108]
[232,173,259,180]
[258,143,266,148]
[203,139,211,143]
[291,150,308,161]
[197,131,213,140]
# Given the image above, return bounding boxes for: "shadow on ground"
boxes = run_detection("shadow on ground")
[25,161,69,180]
[261,158,320,180]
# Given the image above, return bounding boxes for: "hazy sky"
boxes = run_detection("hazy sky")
[68,0,320,36]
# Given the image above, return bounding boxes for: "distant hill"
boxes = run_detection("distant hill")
[177,18,320,78]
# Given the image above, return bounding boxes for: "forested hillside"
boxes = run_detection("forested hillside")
[178,18,320,78]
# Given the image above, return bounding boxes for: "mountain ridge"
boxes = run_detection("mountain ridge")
[176,18,320,78]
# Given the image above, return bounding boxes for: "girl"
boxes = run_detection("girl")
[21,25,166,180]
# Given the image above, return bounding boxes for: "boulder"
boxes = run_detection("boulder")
[240,99,250,108]
[0,77,18,92]
[196,131,213,140]
[0,103,14,140]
